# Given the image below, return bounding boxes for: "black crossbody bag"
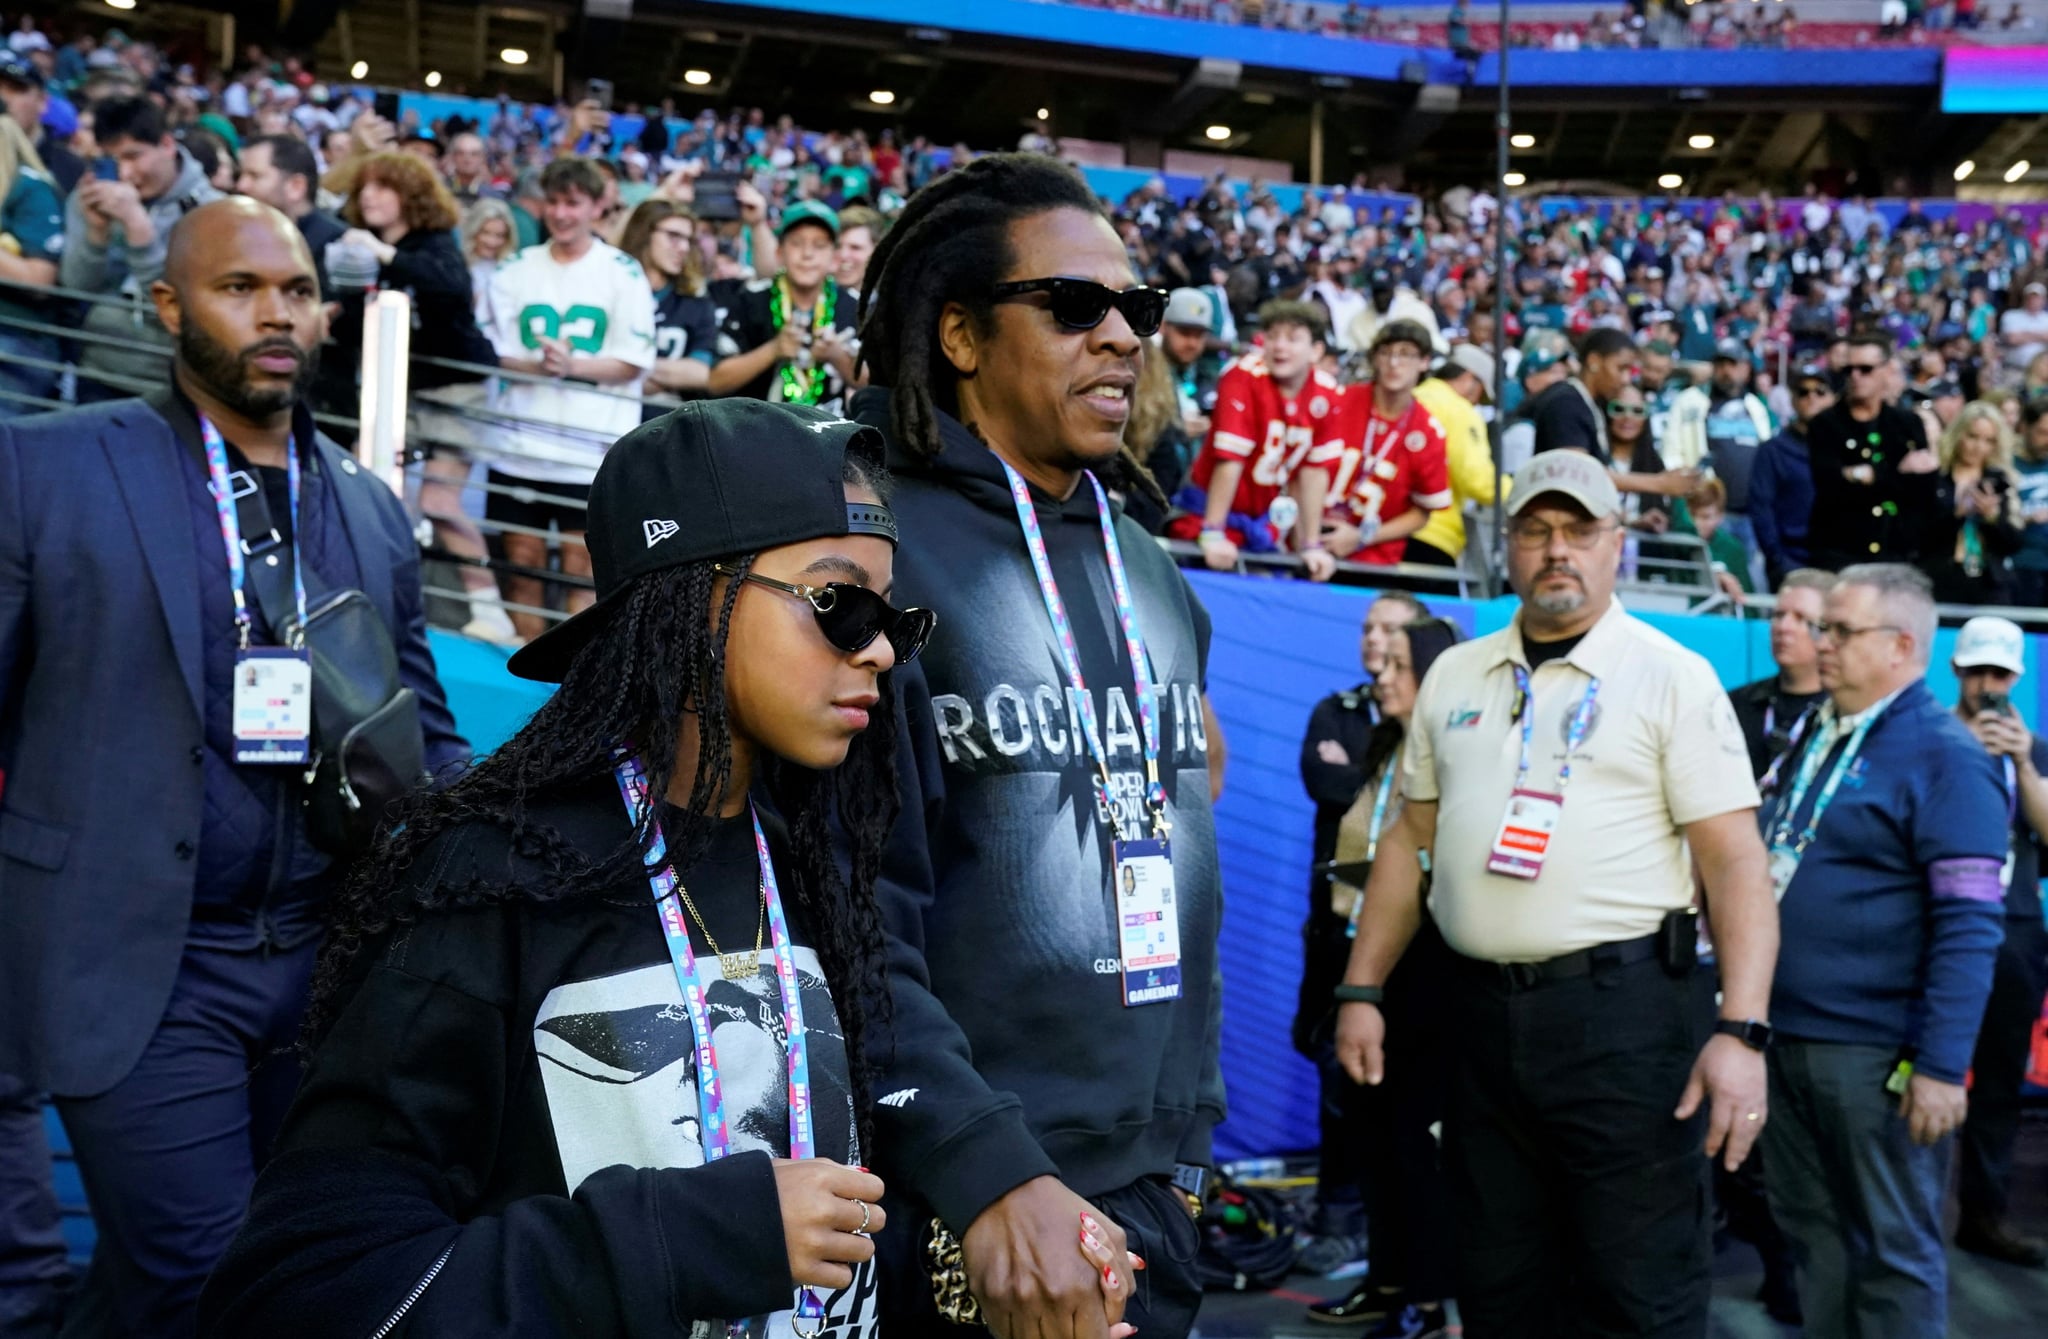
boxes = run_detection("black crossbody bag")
[161,391,425,855]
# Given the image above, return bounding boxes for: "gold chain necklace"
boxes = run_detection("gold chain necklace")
[675,877,766,981]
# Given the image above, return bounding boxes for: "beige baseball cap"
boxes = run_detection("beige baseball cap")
[1506,450,1620,521]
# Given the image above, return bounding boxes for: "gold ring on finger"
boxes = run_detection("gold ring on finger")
[856,1199,872,1234]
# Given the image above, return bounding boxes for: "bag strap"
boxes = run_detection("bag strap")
[147,385,334,639]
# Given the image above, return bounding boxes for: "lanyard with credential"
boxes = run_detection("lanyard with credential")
[612,752,827,1337]
[1510,663,1601,792]
[1758,701,1820,795]
[199,415,307,647]
[1345,750,1401,939]
[1000,460,1170,838]
[1768,707,1878,858]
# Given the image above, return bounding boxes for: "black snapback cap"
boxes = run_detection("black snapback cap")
[507,399,895,684]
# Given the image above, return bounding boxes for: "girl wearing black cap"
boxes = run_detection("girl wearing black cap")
[1308,618,1461,1338]
[201,400,941,1338]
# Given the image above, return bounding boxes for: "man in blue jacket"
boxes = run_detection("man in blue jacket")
[0,198,467,1337]
[1762,563,2006,1339]
[1746,361,1831,589]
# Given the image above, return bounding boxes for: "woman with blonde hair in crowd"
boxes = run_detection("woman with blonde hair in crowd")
[0,115,64,415]
[1926,399,2024,605]
[328,150,514,641]
[460,196,520,329]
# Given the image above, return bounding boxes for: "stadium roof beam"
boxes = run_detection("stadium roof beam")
[1131,57,1241,139]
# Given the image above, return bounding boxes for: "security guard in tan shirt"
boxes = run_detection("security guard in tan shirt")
[1335,450,1780,1339]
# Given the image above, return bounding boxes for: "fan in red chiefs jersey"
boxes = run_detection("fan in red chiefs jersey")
[1320,319,1453,566]
[1169,300,1346,581]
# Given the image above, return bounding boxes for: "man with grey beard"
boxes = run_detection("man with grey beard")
[1334,450,1779,1338]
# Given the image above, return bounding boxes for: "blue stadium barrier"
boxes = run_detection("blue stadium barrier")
[39,599,2046,1260]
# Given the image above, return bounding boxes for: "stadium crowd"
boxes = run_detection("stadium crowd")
[1,13,2047,636]
[2,10,2048,1339]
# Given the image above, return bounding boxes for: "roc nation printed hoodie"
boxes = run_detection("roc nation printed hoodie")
[850,387,1226,1234]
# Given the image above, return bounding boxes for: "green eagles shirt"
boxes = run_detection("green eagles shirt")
[0,166,64,324]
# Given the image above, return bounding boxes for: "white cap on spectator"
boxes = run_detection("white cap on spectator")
[1507,451,1620,521]
[1164,288,1215,330]
[2027,281,2048,298]
[1953,616,2026,677]
[1443,344,1496,401]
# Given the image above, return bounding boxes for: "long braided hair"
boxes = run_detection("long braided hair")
[856,152,1167,511]
[304,451,899,1154]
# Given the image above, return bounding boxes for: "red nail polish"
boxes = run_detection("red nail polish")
[1103,1265,1117,1285]
[1132,1254,1147,1270]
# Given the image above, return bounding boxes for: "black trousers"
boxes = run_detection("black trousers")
[1360,919,1457,1302]
[1959,914,2048,1224]
[1447,950,1715,1339]
[874,1175,1204,1339]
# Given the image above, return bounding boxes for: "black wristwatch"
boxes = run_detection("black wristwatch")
[1715,1018,1774,1052]
[1334,983,1386,1006]
[1170,1162,1208,1200]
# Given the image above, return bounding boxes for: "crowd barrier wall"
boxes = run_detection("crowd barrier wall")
[423,574,2048,1159]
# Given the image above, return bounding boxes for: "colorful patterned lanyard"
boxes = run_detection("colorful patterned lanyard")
[612,753,825,1335]
[999,461,1169,838]
[1510,663,1601,792]
[1758,701,1819,794]
[199,415,306,649]
[1350,397,1421,508]
[1767,706,1878,858]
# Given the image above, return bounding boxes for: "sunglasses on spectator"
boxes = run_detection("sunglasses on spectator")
[991,278,1170,337]
[1844,361,1886,376]
[1792,383,1832,398]
[714,565,935,662]
[1606,402,1648,418]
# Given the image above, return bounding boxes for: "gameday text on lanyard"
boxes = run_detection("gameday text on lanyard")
[1001,462,1183,1008]
[201,415,313,766]
[1485,662,1601,880]
[613,753,829,1336]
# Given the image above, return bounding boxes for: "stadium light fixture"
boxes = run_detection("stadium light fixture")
[869,89,897,105]
[1503,172,1526,188]
[500,48,530,66]
[683,69,712,86]
[2007,160,2032,183]
[1688,133,1715,150]
[105,0,136,10]
[425,71,442,89]
[351,61,369,80]
[1954,160,1975,181]
[1510,133,1536,149]
[1037,107,1051,121]
[1205,125,1232,142]
[1657,173,1684,190]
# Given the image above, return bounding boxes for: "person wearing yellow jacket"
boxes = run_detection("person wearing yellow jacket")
[1408,345,1500,565]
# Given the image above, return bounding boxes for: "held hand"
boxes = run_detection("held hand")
[1316,738,1351,766]
[1633,508,1672,535]
[656,166,697,204]
[737,180,768,223]
[1975,485,2005,520]
[1319,520,1363,559]
[1675,1033,1768,1172]
[351,111,396,157]
[1715,571,1747,600]
[1843,463,1877,485]
[1654,468,1705,497]
[962,1176,1126,1339]
[1199,534,1240,571]
[1183,412,1212,441]
[1900,1074,1968,1146]
[771,1159,886,1292]
[1301,548,1338,583]
[1971,711,2031,757]
[1898,448,1940,476]
[1334,999,1387,1087]
[1077,1211,1140,1339]
[775,321,808,362]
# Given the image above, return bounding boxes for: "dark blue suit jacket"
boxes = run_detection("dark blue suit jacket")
[0,397,467,1097]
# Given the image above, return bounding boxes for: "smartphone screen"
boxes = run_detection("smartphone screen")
[586,78,614,112]
[373,90,401,123]
[93,158,119,183]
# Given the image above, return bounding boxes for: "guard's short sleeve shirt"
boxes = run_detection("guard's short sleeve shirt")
[1403,599,1760,963]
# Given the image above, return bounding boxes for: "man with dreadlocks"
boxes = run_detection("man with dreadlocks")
[712,199,863,410]
[851,152,1224,1339]
[201,401,940,1337]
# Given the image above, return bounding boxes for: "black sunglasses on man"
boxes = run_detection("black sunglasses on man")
[991,278,1170,338]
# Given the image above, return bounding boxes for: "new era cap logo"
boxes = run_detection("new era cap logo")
[644,519,680,548]
[803,417,854,434]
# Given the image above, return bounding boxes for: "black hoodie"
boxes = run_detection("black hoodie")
[851,388,1225,1234]
[198,784,877,1338]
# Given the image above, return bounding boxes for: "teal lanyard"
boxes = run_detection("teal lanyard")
[1769,706,1878,857]
[1346,749,1401,940]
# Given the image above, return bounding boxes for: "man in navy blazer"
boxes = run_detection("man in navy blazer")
[0,199,467,1337]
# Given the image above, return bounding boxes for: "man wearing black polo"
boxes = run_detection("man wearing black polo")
[1729,569,1834,778]
[1803,332,1940,570]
